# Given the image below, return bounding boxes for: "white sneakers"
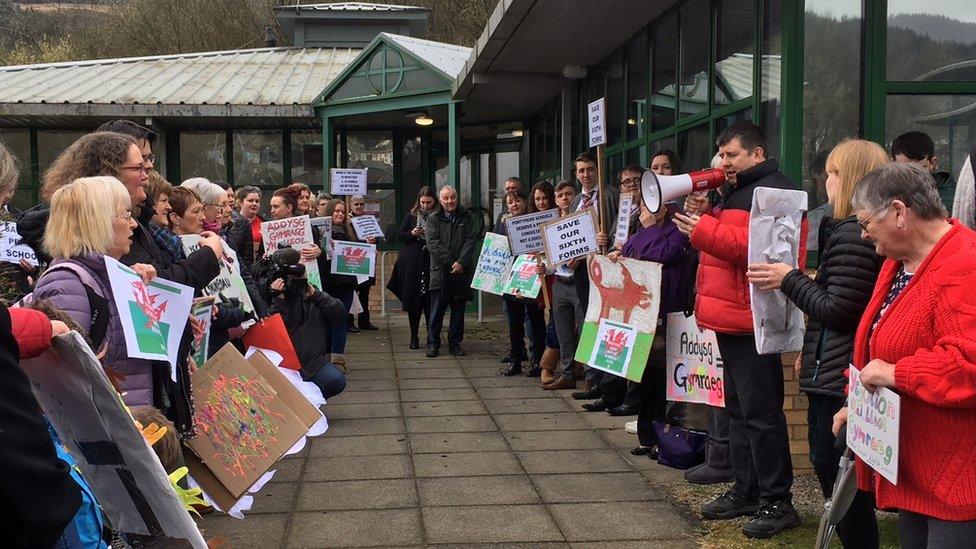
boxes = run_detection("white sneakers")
[625,420,637,434]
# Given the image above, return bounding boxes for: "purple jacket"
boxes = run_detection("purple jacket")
[33,254,155,407]
[621,220,692,315]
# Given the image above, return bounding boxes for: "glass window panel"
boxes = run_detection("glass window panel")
[651,13,678,131]
[606,50,624,147]
[607,153,624,193]
[627,30,649,143]
[887,2,976,81]
[715,0,756,105]
[346,132,394,186]
[649,136,680,173]
[459,154,473,207]
[180,132,227,182]
[760,0,782,161]
[37,130,85,176]
[329,74,376,102]
[434,154,449,189]
[362,189,397,245]
[233,131,282,188]
[677,124,711,172]
[678,0,711,119]
[0,130,33,211]
[291,131,322,188]
[885,94,976,181]
[400,136,424,231]
[802,1,862,209]
[624,145,649,168]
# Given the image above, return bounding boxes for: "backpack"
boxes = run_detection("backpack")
[19,263,110,350]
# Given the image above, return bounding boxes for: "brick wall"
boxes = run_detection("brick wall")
[782,351,812,474]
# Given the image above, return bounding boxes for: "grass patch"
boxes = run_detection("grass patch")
[697,512,899,548]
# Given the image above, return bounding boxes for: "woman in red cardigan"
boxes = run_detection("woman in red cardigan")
[833,162,976,548]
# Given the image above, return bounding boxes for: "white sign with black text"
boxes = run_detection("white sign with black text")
[614,194,634,247]
[0,221,37,266]
[350,214,385,240]
[329,168,368,196]
[505,208,560,255]
[540,209,599,267]
[588,97,607,148]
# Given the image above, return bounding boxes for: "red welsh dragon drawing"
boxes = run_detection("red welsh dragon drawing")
[589,259,650,323]
[132,280,168,333]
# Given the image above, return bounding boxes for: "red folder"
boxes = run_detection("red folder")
[242,314,302,371]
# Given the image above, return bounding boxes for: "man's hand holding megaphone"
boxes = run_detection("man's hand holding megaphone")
[636,167,725,236]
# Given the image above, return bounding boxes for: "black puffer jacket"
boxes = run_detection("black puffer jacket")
[225,211,255,273]
[779,216,883,397]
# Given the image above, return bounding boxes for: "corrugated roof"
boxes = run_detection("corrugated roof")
[280,2,428,12]
[0,46,360,108]
[381,33,471,79]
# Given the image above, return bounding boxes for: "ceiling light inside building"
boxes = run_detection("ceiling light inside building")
[414,115,434,126]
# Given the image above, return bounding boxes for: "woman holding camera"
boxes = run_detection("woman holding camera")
[388,187,437,349]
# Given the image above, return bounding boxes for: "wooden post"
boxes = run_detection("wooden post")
[536,254,551,310]
[596,144,607,254]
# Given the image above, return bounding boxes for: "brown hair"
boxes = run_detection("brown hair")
[554,180,576,193]
[826,139,890,219]
[574,152,596,170]
[273,187,301,214]
[130,406,183,472]
[410,186,437,216]
[41,132,136,201]
[145,170,172,203]
[529,181,556,213]
[167,186,201,227]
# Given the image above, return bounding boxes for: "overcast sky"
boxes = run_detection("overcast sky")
[807,0,976,24]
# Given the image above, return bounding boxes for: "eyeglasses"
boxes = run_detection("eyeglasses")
[142,154,156,164]
[620,176,640,187]
[205,203,229,210]
[117,211,133,220]
[857,207,889,232]
[122,165,150,174]
[352,202,365,206]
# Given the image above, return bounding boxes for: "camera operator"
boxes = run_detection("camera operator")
[262,248,348,399]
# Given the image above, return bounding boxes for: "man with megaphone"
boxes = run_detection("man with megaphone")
[672,123,807,539]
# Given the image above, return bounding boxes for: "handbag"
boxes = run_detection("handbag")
[242,313,302,371]
[652,420,707,470]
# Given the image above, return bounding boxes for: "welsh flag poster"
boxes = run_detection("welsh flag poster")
[104,256,194,379]
[574,255,662,382]
[331,240,376,277]
[503,254,542,298]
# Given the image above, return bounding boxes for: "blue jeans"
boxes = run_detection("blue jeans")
[326,287,355,355]
[427,289,465,349]
[307,361,347,400]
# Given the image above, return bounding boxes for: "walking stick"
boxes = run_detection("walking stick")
[814,425,858,549]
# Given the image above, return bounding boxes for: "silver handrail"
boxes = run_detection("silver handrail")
[380,251,394,316]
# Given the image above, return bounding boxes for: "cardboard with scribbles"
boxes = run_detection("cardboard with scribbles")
[186,344,316,502]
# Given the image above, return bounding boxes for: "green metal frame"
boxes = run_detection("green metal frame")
[780,0,804,183]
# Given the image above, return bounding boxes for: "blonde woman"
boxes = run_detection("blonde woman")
[747,139,888,547]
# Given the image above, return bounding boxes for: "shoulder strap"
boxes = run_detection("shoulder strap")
[39,263,109,349]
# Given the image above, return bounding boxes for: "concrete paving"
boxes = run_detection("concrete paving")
[197,315,700,548]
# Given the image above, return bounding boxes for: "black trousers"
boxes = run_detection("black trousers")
[715,332,793,503]
[808,393,879,548]
[636,349,667,447]
[407,295,430,340]
[357,280,373,327]
[427,289,465,349]
[504,296,546,363]
[705,405,732,470]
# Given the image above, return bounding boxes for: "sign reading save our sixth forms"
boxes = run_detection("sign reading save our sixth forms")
[540,209,599,268]
[588,97,607,148]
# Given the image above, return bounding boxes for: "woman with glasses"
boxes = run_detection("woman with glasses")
[185,178,255,273]
[747,139,887,548]
[348,194,380,331]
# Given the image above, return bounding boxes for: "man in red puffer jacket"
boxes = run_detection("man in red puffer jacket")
[674,123,808,539]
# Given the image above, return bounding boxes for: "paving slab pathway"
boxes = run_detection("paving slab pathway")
[197,316,700,548]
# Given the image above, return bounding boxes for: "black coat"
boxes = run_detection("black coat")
[322,224,359,291]
[425,205,478,297]
[780,216,883,397]
[224,213,255,274]
[388,212,430,311]
[0,305,82,547]
[15,202,52,265]
[122,220,221,292]
[271,288,345,380]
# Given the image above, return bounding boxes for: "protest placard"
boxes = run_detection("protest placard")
[350,214,385,240]
[471,232,514,295]
[104,256,193,377]
[22,332,207,546]
[505,208,560,255]
[588,97,607,148]
[665,312,725,407]
[0,220,37,266]
[261,215,322,290]
[309,216,333,259]
[614,194,634,246]
[504,254,542,298]
[574,256,661,382]
[180,235,255,320]
[331,240,376,277]
[847,366,900,484]
[541,209,599,267]
[191,296,216,368]
[329,168,367,196]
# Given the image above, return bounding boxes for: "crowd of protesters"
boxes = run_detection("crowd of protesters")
[2,117,976,547]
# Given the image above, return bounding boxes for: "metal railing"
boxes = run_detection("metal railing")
[380,250,394,316]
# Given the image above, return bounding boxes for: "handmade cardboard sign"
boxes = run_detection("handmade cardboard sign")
[329,168,367,195]
[186,344,318,502]
[309,216,333,259]
[504,254,542,298]
[665,312,725,407]
[541,209,599,267]
[191,296,216,367]
[180,234,255,320]
[574,256,662,382]
[104,256,193,377]
[588,97,607,148]
[350,214,385,240]
[261,215,322,290]
[505,208,560,255]
[331,240,376,277]
[0,221,37,266]
[614,194,635,246]
[470,232,514,296]
[22,332,207,547]
[848,366,900,484]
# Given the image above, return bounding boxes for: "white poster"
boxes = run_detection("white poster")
[665,313,725,407]
[104,257,194,379]
[331,240,376,278]
[350,214,385,240]
[540,209,599,267]
[505,208,560,255]
[588,97,607,148]
[261,215,322,290]
[180,235,255,322]
[329,168,367,196]
[309,216,333,259]
[848,366,900,485]
[614,194,634,247]
[0,221,37,266]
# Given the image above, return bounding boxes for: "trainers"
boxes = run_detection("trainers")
[624,420,638,434]
[701,491,760,520]
[742,500,802,538]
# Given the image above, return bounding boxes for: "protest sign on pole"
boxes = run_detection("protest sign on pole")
[22,332,207,547]
[331,240,376,277]
[588,97,607,148]
[0,221,37,266]
[329,168,367,196]
[309,216,333,259]
[261,215,322,290]
[350,214,385,240]
[505,208,560,255]
[504,254,542,298]
[104,256,193,378]
[665,312,725,407]
[471,232,514,295]
[191,296,216,368]
[847,366,900,485]
[615,194,634,247]
[540,209,599,267]
[574,256,662,382]
[180,235,255,321]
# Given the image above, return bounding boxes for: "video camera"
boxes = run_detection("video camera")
[252,246,307,302]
